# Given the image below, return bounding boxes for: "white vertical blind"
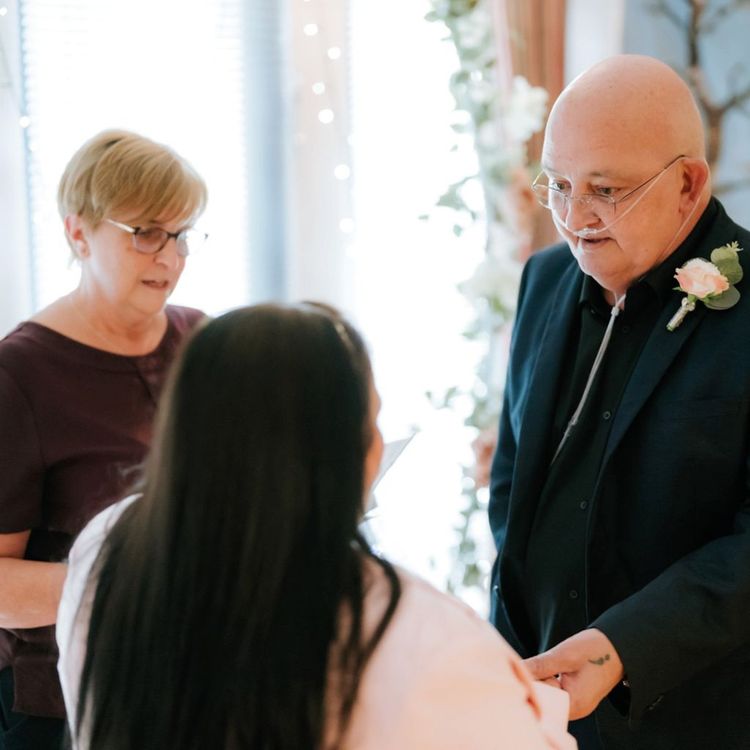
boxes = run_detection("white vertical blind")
[19,0,250,315]
[0,0,33,334]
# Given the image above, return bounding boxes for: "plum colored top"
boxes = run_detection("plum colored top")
[0,304,204,717]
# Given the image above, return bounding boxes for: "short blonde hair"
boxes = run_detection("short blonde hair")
[57,129,208,228]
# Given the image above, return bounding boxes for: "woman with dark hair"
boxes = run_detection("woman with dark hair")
[56,304,575,750]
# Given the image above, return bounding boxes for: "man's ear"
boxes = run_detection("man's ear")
[64,214,89,258]
[679,158,710,210]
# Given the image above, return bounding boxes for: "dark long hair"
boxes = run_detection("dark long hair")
[75,303,401,749]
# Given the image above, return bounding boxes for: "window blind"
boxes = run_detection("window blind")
[19,0,250,314]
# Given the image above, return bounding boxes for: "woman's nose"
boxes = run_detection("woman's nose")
[154,237,183,269]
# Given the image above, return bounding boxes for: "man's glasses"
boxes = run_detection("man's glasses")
[105,218,208,257]
[531,155,685,216]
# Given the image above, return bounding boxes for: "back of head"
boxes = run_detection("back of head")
[57,129,208,228]
[78,303,399,750]
[545,54,707,170]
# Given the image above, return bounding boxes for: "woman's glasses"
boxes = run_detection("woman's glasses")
[105,218,208,257]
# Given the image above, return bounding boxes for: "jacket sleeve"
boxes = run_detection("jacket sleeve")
[592,484,750,722]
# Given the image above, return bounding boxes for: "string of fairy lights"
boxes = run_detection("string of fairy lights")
[5,0,355,244]
[297,0,355,241]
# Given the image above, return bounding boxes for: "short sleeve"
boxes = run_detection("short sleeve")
[0,365,44,532]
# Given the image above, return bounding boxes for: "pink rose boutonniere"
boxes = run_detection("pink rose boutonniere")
[666,242,743,331]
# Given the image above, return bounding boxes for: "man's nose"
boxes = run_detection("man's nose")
[559,196,601,233]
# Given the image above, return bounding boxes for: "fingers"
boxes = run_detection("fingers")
[524,644,573,681]
[541,676,562,689]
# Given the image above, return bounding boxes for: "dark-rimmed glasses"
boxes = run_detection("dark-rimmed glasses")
[105,218,208,257]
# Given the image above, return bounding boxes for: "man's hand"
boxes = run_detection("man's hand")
[524,629,624,720]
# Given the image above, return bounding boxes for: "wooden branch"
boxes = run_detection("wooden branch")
[723,83,750,113]
[649,0,689,30]
[702,0,750,34]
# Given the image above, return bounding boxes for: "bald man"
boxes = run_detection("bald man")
[489,54,750,749]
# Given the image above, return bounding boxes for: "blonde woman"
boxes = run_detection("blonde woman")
[0,130,207,748]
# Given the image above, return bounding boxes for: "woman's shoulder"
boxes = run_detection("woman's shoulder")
[386,565,513,649]
[165,304,207,335]
[350,563,574,749]
[362,562,521,682]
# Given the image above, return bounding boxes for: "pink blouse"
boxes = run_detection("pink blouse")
[58,497,576,749]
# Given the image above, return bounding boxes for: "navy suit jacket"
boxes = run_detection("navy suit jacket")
[489,200,750,749]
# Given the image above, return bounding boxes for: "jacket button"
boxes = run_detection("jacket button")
[579,500,588,510]
[569,589,579,600]
[602,410,612,420]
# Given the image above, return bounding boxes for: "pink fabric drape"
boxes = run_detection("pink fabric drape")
[492,0,567,254]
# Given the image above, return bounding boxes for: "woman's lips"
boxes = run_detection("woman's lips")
[142,280,169,290]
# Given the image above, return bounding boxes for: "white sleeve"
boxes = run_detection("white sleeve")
[56,495,139,742]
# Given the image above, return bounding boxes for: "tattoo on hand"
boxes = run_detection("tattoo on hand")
[588,654,611,666]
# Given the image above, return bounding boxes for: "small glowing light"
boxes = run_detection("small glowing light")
[303,23,318,36]
[339,218,355,234]
[318,108,335,124]
[334,164,351,180]
[0,7,8,16]
[312,81,326,95]
[19,115,31,128]
[327,46,342,60]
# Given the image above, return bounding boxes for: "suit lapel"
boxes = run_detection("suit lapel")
[601,300,707,466]
[512,261,583,511]
[602,207,741,467]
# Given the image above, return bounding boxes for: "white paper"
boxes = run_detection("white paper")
[364,433,417,516]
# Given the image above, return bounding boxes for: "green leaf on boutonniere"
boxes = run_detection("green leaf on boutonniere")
[704,285,741,310]
[714,261,743,285]
[710,242,743,284]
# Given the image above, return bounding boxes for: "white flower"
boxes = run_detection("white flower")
[431,0,450,17]
[453,7,491,50]
[503,76,548,142]
[459,253,523,308]
[477,121,500,150]
[467,78,497,105]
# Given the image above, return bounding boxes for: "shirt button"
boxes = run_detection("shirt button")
[602,410,612,420]
[579,500,589,510]
[569,589,579,600]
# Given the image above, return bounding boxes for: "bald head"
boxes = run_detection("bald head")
[539,55,712,300]
[546,55,705,163]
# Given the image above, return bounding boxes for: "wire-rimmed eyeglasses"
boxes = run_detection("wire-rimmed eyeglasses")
[105,218,208,257]
[531,154,685,216]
